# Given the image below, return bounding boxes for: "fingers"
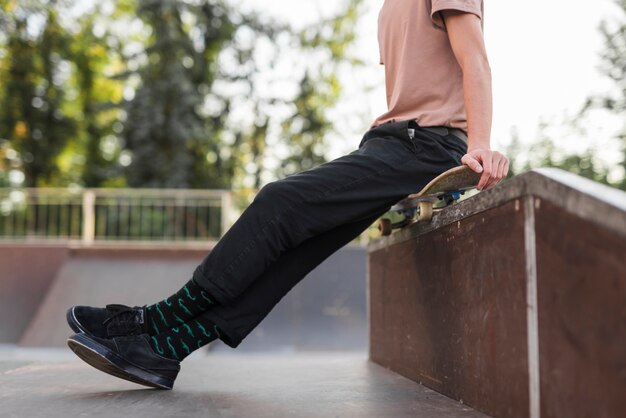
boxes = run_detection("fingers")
[483,152,509,190]
[484,159,500,190]
[497,156,509,179]
[503,159,510,178]
[463,149,510,191]
[461,154,483,174]
[478,152,492,190]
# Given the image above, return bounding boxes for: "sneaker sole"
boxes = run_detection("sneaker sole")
[67,333,174,390]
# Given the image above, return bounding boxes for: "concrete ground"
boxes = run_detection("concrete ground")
[0,346,489,418]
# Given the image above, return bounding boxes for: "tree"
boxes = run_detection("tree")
[594,0,626,189]
[70,10,126,187]
[0,2,76,186]
[277,0,362,179]
[505,125,611,185]
[121,0,364,189]
[506,0,626,190]
[0,0,365,190]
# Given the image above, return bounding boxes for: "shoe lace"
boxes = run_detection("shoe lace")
[102,305,141,327]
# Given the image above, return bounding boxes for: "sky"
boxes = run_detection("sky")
[237,0,625,176]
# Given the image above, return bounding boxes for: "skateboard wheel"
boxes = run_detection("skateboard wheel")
[378,218,392,236]
[418,201,433,222]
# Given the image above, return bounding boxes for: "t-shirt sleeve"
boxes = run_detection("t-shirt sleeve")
[431,0,483,29]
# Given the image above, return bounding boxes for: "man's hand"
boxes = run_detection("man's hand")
[461,148,509,191]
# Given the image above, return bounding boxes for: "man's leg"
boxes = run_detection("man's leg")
[192,122,466,306]
[196,213,381,348]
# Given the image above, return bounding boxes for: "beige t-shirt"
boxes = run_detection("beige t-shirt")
[372,0,484,131]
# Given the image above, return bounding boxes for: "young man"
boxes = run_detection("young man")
[67,0,508,389]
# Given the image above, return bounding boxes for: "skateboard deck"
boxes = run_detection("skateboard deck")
[378,165,481,235]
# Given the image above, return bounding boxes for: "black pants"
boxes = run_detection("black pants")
[192,120,467,348]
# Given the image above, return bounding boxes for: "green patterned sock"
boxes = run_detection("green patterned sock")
[148,316,220,361]
[145,278,216,335]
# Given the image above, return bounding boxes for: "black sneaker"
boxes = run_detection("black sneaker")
[67,333,180,389]
[66,304,148,338]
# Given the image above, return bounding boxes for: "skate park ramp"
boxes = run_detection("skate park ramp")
[368,168,626,418]
[0,244,68,343]
[12,245,367,351]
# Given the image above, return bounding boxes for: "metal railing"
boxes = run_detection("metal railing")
[0,187,234,245]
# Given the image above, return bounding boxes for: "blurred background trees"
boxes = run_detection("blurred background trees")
[0,0,362,189]
[505,0,626,191]
[1,0,625,191]
[0,1,76,187]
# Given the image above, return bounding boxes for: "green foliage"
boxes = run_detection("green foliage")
[278,72,337,177]
[70,11,126,187]
[0,140,18,187]
[0,0,364,190]
[0,3,76,186]
[595,0,626,189]
[505,127,612,187]
[122,0,218,188]
[278,0,362,178]
[507,0,626,191]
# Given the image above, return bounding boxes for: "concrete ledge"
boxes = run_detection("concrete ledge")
[368,168,626,252]
[368,168,626,418]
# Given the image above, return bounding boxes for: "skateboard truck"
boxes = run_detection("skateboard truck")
[378,165,481,236]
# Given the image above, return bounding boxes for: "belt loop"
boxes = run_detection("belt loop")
[450,129,468,143]
[407,125,418,154]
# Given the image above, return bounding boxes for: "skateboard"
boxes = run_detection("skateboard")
[378,165,481,236]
